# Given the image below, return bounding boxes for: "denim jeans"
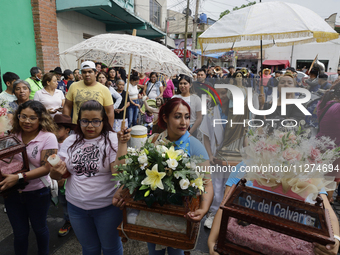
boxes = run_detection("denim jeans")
[127,99,139,127]
[147,243,184,255]
[58,192,69,221]
[67,202,123,255]
[263,86,269,102]
[4,187,51,255]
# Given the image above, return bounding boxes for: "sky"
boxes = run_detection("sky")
[167,0,340,24]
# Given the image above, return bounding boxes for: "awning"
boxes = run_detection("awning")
[194,50,225,59]
[56,0,165,39]
[263,60,290,68]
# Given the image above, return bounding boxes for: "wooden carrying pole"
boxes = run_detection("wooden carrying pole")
[308,54,318,74]
[122,29,137,131]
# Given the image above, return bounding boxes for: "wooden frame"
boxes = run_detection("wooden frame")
[0,134,29,196]
[215,178,335,254]
[118,191,201,254]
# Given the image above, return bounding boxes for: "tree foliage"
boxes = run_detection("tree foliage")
[219,1,256,19]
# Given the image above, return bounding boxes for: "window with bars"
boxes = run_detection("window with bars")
[149,0,161,27]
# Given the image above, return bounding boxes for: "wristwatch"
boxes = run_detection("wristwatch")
[17,173,25,184]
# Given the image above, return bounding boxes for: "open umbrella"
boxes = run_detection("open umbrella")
[200,36,317,54]
[59,33,192,77]
[198,1,339,104]
[198,1,338,51]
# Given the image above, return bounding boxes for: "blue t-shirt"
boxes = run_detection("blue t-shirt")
[173,131,209,160]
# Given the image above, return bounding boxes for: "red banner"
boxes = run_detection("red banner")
[173,49,191,58]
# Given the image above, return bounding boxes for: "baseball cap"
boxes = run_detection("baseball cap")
[81,61,96,70]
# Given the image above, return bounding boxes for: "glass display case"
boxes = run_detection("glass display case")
[214,179,335,255]
[0,135,29,196]
[117,190,201,253]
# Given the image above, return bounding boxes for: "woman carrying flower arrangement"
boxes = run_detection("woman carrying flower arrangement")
[113,98,214,255]
[49,100,131,255]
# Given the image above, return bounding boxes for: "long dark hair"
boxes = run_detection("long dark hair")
[12,100,57,135]
[179,74,195,94]
[68,100,116,165]
[319,80,340,109]
[107,67,116,80]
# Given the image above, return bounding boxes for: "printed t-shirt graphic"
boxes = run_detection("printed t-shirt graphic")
[72,144,100,177]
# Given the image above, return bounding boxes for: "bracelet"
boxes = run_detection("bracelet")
[61,171,71,179]
[334,235,340,242]
[23,173,27,182]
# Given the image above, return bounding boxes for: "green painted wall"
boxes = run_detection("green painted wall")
[0,0,37,91]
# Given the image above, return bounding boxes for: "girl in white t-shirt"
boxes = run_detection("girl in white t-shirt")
[172,74,202,137]
[144,72,163,100]
[50,100,131,255]
[125,75,140,127]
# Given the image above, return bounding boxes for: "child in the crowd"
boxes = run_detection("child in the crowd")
[143,110,154,135]
[54,114,76,237]
[113,79,130,132]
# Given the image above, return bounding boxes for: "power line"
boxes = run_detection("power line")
[206,0,235,7]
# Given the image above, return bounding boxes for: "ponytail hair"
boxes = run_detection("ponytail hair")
[319,80,340,109]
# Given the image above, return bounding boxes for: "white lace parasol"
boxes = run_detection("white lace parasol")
[59,33,192,76]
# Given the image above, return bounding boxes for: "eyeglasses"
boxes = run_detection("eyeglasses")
[80,119,103,127]
[18,114,38,123]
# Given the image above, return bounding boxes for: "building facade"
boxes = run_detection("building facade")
[1,0,166,90]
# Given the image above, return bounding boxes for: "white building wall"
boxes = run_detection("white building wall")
[57,11,107,71]
[158,0,167,30]
[135,0,149,22]
[263,38,340,71]
[135,0,166,30]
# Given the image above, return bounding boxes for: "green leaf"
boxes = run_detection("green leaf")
[167,193,183,206]
[139,185,149,190]
[144,194,156,208]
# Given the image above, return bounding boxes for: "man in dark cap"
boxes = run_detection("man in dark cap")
[54,67,65,94]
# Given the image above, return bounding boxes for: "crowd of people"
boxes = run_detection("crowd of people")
[0,60,339,255]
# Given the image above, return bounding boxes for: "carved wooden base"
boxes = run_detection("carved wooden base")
[215,179,335,254]
[118,191,200,253]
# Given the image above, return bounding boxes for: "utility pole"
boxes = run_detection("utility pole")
[190,0,200,70]
[183,0,190,65]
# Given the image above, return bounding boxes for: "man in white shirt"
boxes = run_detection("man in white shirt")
[0,72,19,107]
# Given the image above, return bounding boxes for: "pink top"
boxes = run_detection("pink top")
[316,101,340,146]
[262,74,271,86]
[139,76,149,85]
[58,132,119,210]
[16,131,58,191]
[163,79,174,98]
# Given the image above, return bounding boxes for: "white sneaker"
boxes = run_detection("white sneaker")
[204,213,215,229]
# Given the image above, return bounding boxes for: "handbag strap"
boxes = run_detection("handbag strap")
[146,82,156,96]
[318,102,336,132]
[29,162,51,187]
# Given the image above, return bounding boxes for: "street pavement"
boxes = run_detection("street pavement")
[0,196,209,255]
[1,195,340,255]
